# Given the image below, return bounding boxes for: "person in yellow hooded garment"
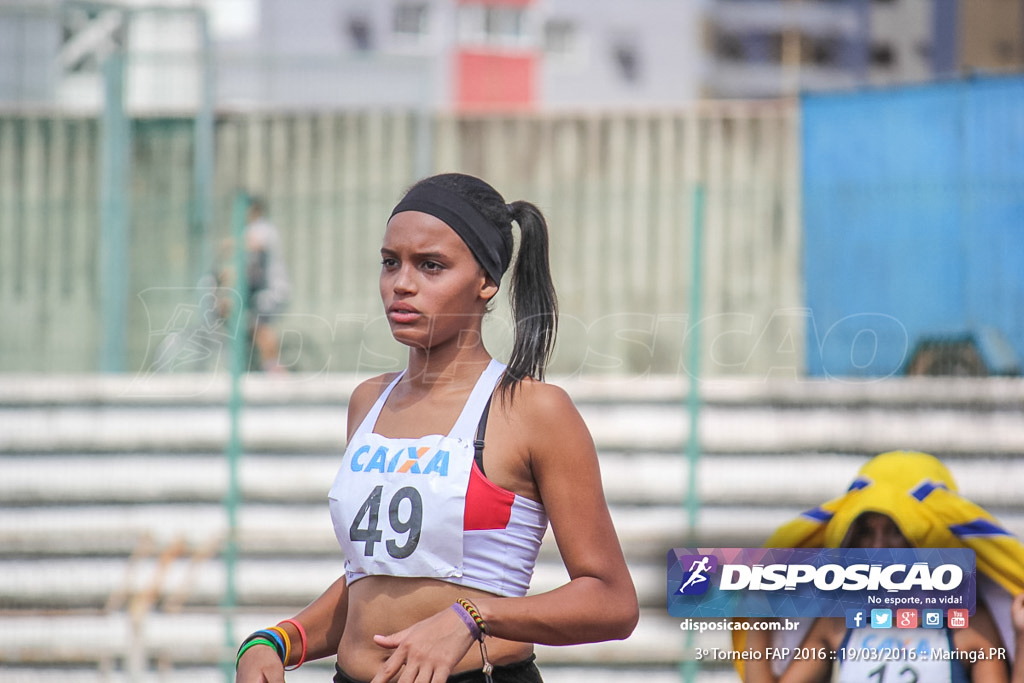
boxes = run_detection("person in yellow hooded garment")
[732,450,1024,683]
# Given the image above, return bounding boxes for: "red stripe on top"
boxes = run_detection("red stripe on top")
[464,462,515,530]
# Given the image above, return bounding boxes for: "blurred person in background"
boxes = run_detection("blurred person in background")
[737,450,1024,683]
[218,195,291,372]
[234,172,638,683]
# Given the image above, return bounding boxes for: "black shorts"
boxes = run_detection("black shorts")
[333,654,543,683]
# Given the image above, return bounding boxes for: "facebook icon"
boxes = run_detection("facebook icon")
[846,609,867,629]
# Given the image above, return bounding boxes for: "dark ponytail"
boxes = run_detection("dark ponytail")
[501,200,558,399]
[398,173,558,400]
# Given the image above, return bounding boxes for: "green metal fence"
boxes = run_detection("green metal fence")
[0,103,801,377]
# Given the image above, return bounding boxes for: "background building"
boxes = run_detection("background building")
[2,0,1022,112]
[704,0,1024,98]
[205,0,705,111]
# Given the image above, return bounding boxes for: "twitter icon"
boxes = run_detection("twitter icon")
[871,609,892,628]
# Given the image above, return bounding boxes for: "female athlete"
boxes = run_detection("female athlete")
[235,173,639,683]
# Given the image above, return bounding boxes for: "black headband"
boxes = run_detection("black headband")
[390,184,512,285]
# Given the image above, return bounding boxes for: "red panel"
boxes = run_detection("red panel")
[464,462,514,531]
[455,50,535,112]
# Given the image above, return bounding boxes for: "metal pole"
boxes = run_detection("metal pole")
[222,191,249,681]
[99,49,131,372]
[412,57,435,180]
[681,184,705,683]
[685,184,705,540]
[192,8,215,284]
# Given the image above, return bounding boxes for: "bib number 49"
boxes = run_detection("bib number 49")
[349,485,423,559]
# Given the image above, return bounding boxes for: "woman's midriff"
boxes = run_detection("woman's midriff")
[337,576,535,682]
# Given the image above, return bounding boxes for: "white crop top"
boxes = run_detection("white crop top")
[329,359,548,597]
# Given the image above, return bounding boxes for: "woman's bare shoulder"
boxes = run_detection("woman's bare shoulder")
[499,378,592,454]
[350,372,400,401]
[346,372,402,437]
[503,377,576,415]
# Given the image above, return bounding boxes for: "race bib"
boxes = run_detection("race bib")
[839,627,955,683]
[329,431,473,578]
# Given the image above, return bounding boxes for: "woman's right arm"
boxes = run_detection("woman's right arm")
[236,377,388,681]
[235,575,349,681]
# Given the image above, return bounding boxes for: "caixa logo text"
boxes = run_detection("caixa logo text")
[349,444,451,476]
[718,562,963,592]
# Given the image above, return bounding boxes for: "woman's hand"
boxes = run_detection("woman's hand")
[370,604,479,683]
[1012,592,1024,634]
[235,643,285,683]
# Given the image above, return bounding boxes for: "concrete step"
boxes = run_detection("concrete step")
[0,608,720,668]
[4,503,1024,613]
[4,402,1023,455]
[2,375,1022,456]
[0,502,822,558]
[0,557,663,610]
[4,373,1022,408]
[3,451,1022,508]
[0,665,742,683]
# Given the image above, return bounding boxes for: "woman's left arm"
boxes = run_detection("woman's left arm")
[471,382,640,644]
[369,383,638,683]
[955,600,1009,683]
[1011,593,1024,683]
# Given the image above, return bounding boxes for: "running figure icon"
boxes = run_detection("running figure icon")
[679,556,713,593]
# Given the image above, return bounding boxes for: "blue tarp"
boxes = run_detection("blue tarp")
[802,75,1024,377]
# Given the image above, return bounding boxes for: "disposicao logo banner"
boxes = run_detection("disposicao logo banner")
[667,548,976,618]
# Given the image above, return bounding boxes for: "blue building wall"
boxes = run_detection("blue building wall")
[802,75,1024,377]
